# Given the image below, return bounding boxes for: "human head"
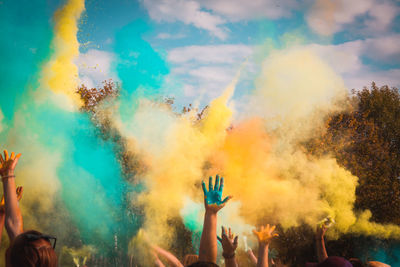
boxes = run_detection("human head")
[7,230,58,267]
[183,254,199,266]
[187,261,219,267]
[349,258,365,267]
[306,256,353,267]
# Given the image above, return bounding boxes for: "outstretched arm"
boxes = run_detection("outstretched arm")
[152,245,184,267]
[248,249,258,265]
[198,175,232,263]
[244,236,257,265]
[153,252,166,267]
[0,186,23,245]
[218,227,238,267]
[0,150,23,241]
[253,224,278,267]
[316,224,328,262]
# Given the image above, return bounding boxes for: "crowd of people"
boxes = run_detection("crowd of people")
[0,149,392,266]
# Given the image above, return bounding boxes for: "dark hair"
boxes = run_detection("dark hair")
[349,258,365,267]
[187,261,219,267]
[8,230,58,267]
[183,254,199,266]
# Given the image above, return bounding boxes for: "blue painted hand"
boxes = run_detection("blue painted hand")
[202,175,232,213]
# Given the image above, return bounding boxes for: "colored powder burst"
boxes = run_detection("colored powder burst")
[114,45,400,261]
[0,0,135,264]
[2,0,400,265]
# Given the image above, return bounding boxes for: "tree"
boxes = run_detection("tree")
[308,82,400,224]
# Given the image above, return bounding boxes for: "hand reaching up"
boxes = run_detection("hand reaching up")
[0,150,21,178]
[316,223,328,239]
[218,226,238,258]
[253,224,278,245]
[202,175,232,213]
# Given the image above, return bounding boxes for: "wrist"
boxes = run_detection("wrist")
[1,175,15,182]
[205,209,218,216]
[1,171,14,177]
[259,243,269,250]
[222,251,235,259]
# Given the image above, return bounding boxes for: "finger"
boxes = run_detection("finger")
[3,150,8,161]
[222,196,232,204]
[209,176,213,191]
[10,152,15,160]
[219,177,224,192]
[12,153,21,169]
[233,236,238,247]
[222,226,227,237]
[217,236,222,243]
[202,181,207,195]
[228,228,232,238]
[270,225,276,232]
[17,186,23,200]
[214,175,220,191]
[261,225,264,231]
[252,229,258,236]
[0,153,4,164]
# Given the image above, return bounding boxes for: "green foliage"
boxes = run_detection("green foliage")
[313,83,400,224]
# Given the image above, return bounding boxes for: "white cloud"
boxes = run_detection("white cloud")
[308,37,400,89]
[142,0,399,39]
[201,0,299,21]
[344,68,400,90]
[306,0,399,36]
[76,49,117,88]
[309,41,365,74]
[156,33,186,39]
[310,34,400,70]
[141,0,228,39]
[167,38,400,106]
[167,44,255,100]
[363,34,400,62]
[141,0,301,39]
[168,44,253,64]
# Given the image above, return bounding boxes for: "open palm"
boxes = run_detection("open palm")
[0,150,21,177]
[202,175,231,213]
[253,224,278,245]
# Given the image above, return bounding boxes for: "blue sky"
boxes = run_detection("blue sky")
[69,0,400,108]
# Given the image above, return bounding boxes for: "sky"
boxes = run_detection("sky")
[70,0,400,109]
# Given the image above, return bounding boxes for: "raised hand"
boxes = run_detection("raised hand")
[202,175,232,213]
[218,226,238,258]
[0,150,21,178]
[316,223,328,239]
[0,186,23,212]
[253,224,278,245]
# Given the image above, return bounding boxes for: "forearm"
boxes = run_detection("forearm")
[153,245,183,267]
[2,177,23,240]
[154,257,166,267]
[248,249,258,265]
[199,210,218,263]
[225,257,238,267]
[257,243,269,267]
[316,237,328,262]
